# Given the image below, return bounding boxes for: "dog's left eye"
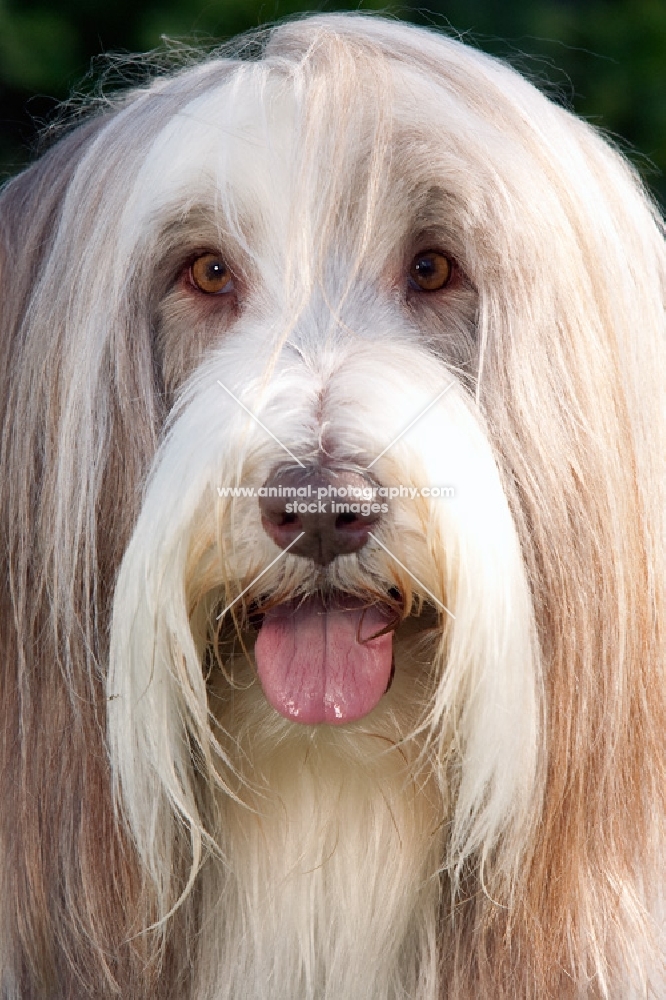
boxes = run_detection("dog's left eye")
[409,251,452,292]
[189,254,234,295]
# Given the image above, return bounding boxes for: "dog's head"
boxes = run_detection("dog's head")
[2,14,665,998]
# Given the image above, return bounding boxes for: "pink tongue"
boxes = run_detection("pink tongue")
[254,597,394,725]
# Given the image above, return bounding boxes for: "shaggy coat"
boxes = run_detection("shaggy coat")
[0,14,665,1000]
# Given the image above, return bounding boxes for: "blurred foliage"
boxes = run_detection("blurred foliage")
[427,0,666,207]
[0,0,664,208]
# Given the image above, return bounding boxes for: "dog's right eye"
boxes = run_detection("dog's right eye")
[409,250,452,292]
[189,253,234,295]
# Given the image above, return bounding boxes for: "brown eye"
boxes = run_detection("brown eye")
[190,253,233,295]
[409,250,452,292]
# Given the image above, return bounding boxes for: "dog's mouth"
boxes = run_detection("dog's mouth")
[251,591,401,726]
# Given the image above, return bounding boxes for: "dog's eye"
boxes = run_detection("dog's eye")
[409,251,452,292]
[189,254,234,295]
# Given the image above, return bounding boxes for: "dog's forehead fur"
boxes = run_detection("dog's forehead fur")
[124,74,299,238]
[55,23,570,288]
[37,18,648,357]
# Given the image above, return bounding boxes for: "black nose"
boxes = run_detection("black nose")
[259,466,382,565]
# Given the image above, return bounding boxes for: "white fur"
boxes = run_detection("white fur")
[2,14,665,1000]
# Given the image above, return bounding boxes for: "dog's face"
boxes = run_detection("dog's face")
[3,15,665,1000]
[97,42,548,993]
[108,36,540,843]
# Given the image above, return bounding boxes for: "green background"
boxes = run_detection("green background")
[1,0,665,208]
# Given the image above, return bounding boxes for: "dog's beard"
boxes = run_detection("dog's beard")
[160,502,448,999]
[108,330,539,998]
[202,610,444,999]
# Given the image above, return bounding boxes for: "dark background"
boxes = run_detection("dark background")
[1,0,665,208]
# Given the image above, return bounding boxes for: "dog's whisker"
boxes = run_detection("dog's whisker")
[365,380,457,471]
[215,532,306,620]
[368,532,455,621]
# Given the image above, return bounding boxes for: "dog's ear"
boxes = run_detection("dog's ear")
[468,131,666,991]
[0,120,173,996]
[0,112,163,580]
[0,120,105,342]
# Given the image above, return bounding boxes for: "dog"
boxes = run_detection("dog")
[1,12,665,999]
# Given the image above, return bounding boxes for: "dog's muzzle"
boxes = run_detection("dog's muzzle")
[255,464,394,725]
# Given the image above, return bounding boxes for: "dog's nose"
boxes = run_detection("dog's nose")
[259,466,381,565]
